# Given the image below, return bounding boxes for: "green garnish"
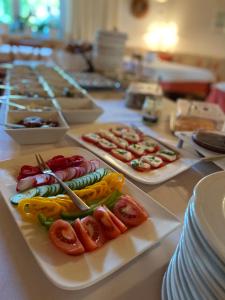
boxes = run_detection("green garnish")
[160,149,176,156]
[131,159,139,168]
[117,149,127,154]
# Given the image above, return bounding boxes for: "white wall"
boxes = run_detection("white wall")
[117,0,225,58]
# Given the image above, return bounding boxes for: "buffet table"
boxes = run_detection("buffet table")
[0,96,220,300]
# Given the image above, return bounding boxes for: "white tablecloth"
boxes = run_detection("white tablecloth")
[0,97,220,300]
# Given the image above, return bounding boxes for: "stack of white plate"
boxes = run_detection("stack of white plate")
[93,29,127,72]
[162,171,225,300]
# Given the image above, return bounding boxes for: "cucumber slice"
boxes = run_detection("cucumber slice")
[51,183,61,195]
[67,181,76,190]
[10,168,110,205]
[84,174,91,186]
[48,184,55,196]
[38,185,50,197]
[10,188,38,205]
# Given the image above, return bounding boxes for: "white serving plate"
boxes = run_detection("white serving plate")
[56,98,103,124]
[0,146,180,290]
[4,110,69,144]
[192,171,225,262]
[185,204,225,295]
[8,98,56,111]
[67,123,199,184]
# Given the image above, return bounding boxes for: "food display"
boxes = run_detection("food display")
[82,126,178,172]
[172,116,217,132]
[10,153,149,256]
[35,65,82,98]
[9,65,50,98]
[9,99,54,111]
[170,99,225,132]
[17,116,59,128]
[68,72,121,90]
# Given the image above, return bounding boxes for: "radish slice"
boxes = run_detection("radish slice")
[61,169,70,181]
[17,176,36,192]
[66,167,76,180]
[81,160,92,173]
[73,167,80,178]
[90,159,100,170]
[55,170,67,181]
[34,174,50,187]
[90,161,95,172]
[79,167,86,177]
[77,167,84,178]
[48,176,56,184]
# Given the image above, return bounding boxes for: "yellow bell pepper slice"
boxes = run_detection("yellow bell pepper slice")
[17,198,62,222]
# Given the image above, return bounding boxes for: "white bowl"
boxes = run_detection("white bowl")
[56,98,103,124]
[5,110,69,144]
[8,98,56,111]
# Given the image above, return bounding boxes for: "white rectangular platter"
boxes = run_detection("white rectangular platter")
[67,123,200,184]
[0,146,180,290]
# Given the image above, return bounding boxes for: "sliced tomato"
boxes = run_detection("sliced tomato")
[82,133,101,144]
[103,205,127,233]
[49,220,85,255]
[73,219,98,252]
[127,144,146,157]
[121,132,141,144]
[130,159,151,172]
[81,216,105,248]
[113,195,148,227]
[93,206,121,240]
[97,139,117,151]
[112,137,129,149]
[121,195,149,219]
[110,127,127,137]
[111,149,134,162]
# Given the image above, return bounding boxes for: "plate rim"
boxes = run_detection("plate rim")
[192,171,225,262]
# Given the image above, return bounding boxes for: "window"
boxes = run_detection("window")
[0,0,62,38]
[0,0,13,24]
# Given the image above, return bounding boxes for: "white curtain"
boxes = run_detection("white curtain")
[64,0,120,41]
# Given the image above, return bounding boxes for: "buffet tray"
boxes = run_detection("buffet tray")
[0,146,180,290]
[67,123,200,184]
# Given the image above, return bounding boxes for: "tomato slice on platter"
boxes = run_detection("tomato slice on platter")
[80,216,105,248]
[103,205,127,233]
[122,195,149,219]
[93,206,121,240]
[73,219,98,252]
[111,149,134,162]
[49,219,85,255]
[82,133,101,144]
[130,159,151,172]
[113,195,148,227]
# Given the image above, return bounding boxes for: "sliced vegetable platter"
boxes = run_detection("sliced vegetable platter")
[67,123,200,184]
[0,147,180,290]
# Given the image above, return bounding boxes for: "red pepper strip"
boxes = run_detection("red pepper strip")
[47,155,85,171]
[17,165,41,180]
